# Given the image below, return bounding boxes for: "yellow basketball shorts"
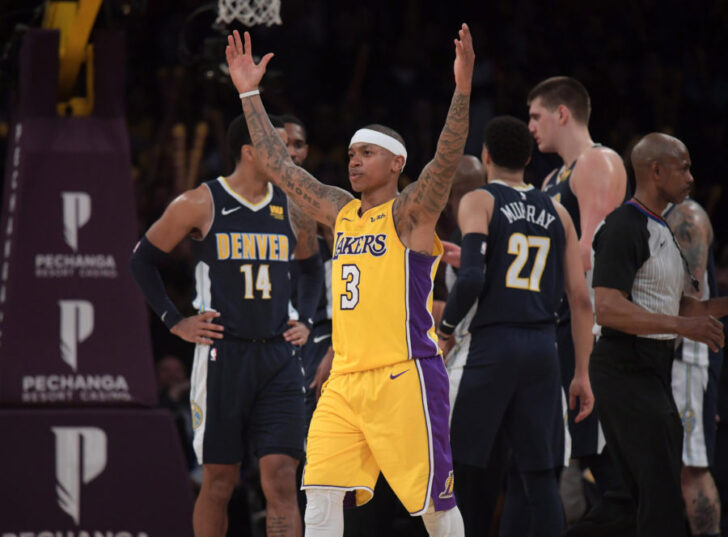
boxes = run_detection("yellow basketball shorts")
[302,355,456,515]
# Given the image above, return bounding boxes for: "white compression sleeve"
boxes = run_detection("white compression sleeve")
[421,504,465,537]
[304,489,346,537]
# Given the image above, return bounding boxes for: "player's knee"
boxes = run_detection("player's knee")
[201,468,238,504]
[260,459,298,504]
[304,489,345,528]
[421,505,464,537]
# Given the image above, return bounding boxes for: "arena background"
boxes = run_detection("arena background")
[0,0,726,535]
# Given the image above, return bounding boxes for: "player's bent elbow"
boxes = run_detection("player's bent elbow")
[593,305,606,326]
[594,300,618,328]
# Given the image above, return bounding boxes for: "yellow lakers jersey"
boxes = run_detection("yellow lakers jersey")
[330,198,443,374]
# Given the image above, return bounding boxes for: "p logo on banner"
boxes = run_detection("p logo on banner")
[52,426,107,525]
[59,300,94,372]
[61,192,91,252]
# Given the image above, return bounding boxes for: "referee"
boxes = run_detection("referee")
[590,132,728,537]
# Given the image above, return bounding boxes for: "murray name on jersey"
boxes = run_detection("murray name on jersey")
[500,200,557,230]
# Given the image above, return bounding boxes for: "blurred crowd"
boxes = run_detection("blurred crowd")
[85,0,727,365]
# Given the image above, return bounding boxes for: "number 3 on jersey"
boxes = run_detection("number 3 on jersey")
[340,264,360,310]
[505,233,550,292]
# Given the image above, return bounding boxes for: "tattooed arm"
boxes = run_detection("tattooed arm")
[669,199,728,320]
[290,198,319,260]
[285,198,325,345]
[667,199,712,299]
[393,24,474,246]
[225,31,353,228]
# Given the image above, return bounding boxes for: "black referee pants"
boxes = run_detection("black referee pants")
[590,336,687,537]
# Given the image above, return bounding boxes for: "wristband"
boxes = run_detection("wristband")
[239,89,260,99]
[438,320,456,337]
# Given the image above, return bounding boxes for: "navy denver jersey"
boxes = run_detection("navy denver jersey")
[543,159,581,237]
[470,181,566,330]
[192,177,296,339]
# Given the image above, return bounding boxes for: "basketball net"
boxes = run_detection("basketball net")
[217,0,282,27]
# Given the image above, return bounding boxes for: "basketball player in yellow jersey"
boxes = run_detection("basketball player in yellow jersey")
[225,25,474,537]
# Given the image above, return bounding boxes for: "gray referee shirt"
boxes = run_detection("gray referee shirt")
[591,201,686,340]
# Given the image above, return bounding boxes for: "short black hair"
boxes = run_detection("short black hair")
[483,116,533,171]
[227,114,284,163]
[527,76,591,124]
[362,124,406,147]
[279,114,307,140]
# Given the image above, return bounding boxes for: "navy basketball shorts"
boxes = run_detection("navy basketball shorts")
[189,337,305,464]
[450,324,562,472]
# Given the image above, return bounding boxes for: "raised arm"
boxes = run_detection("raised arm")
[393,24,474,232]
[225,31,352,228]
[285,199,324,346]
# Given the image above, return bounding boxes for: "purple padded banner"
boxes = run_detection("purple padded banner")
[0,30,156,406]
[0,409,195,535]
[0,116,157,406]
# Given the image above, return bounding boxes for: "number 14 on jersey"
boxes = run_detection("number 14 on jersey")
[240,263,272,299]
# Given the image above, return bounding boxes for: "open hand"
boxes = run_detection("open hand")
[678,315,724,352]
[441,240,462,268]
[310,347,334,401]
[225,30,274,94]
[437,331,455,358]
[453,23,475,94]
[170,311,224,345]
[569,373,594,423]
[283,319,310,346]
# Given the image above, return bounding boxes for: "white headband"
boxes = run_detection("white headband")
[349,128,407,166]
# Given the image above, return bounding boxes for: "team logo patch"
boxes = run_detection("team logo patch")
[210,348,217,361]
[439,470,455,499]
[269,205,284,220]
[681,407,696,433]
[191,401,203,430]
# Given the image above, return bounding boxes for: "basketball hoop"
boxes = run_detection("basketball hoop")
[217,0,282,27]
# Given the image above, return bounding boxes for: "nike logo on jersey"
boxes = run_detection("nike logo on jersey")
[222,206,242,215]
[313,334,331,344]
[390,369,409,380]
[341,217,353,222]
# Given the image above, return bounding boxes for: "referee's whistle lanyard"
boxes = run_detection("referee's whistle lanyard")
[627,198,700,293]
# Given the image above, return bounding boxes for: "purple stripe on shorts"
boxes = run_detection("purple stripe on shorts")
[406,250,439,358]
[418,356,457,512]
